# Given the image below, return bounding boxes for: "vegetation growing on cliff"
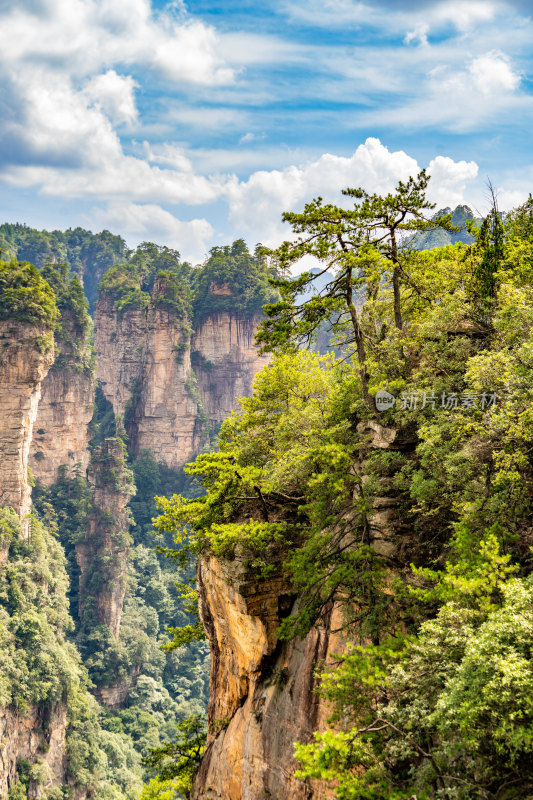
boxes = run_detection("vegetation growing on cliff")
[191,238,278,321]
[97,244,193,324]
[156,183,533,798]
[0,259,58,327]
[0,508,142,799]
[40,261,94,372]
[97,238,277,330]
[0,223,127,311]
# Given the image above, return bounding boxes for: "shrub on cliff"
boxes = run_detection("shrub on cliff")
[98,246,192,320]
[0,259,58,327]
[98,263,149,314]
[192,238,278,322]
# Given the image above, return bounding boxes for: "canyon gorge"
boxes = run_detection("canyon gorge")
[0,241,318,799]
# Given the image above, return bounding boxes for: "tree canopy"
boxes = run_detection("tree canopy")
[154,183,533,798]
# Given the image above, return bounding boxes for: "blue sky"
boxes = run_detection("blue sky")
[0,0,532,262]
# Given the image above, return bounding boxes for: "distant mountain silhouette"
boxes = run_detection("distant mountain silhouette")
[408,204,482,250]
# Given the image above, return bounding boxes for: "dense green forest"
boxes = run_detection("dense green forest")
[20,237,276,798]
[0,224,279,317]
[97,237,278,322]
[0,208,470,316]
[155,180,533,798]
[1,191,531,798]
[0,224,127,312]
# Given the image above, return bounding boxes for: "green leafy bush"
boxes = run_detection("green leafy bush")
[0,260,58,327]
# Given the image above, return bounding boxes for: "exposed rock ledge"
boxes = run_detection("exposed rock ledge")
[193,554,343,800]
[0,320,54,540]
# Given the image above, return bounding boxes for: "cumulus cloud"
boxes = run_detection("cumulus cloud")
[468,51,520,95]
[0,0,234,85]
[0,0,239,197]
[224,138,479,245]
[83,70,138,125]
[90,202,213,262]
[0,69,224,206]
[427,156,479,207]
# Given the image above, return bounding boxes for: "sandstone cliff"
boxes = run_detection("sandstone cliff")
[192,312,270,425]
[94,294,146,417]
[0,704,69,800]
[76,438,135,638]
[95,284,269,472]
[29,352,94,486]
[0,320,54,541]
[193,553,342,800]
[132,287,203,470]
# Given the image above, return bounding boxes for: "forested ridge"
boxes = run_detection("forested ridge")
[0,183,532,800]
[155,178,533,798]
[0,236,277,798]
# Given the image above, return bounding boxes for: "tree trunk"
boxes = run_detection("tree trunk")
[390,230,403,331]
[345,269,374,410]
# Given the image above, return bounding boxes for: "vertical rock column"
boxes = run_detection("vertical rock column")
[94,294,146,417]
[192,554,343,800]
[76,437,135,637]
[192,311,270,425]
[132,298,203,469]
[0,320,54,541]
[30,310,95,485]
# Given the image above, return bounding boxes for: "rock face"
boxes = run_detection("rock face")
[0,320,54,539]
[30,305,95,486]
[76,438,134,638]
[94,294,146,417]
[192,554,343,800]
[29,364,94,486]
[0,704,69,800]
[192,312,270,424]
[95,288,269,472]
[132,300,203,470]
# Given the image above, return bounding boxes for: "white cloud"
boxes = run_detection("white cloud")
[433,1,500,32]
[90,201,213,262]
[83,70,138,125]
[427,156,479,207]
[282,0,503,35]
[150,19,235,85]
[3,68,123,168]
[0,0,235,85]
[238,132,266,145]
[0,67,224,205]
[356,50,527,132]
[166,105,246,133]
[224,138,479,245]
[468,51,520,95]
[404,22,429,47]
[495,187,529,211]
[143,142,194,172]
